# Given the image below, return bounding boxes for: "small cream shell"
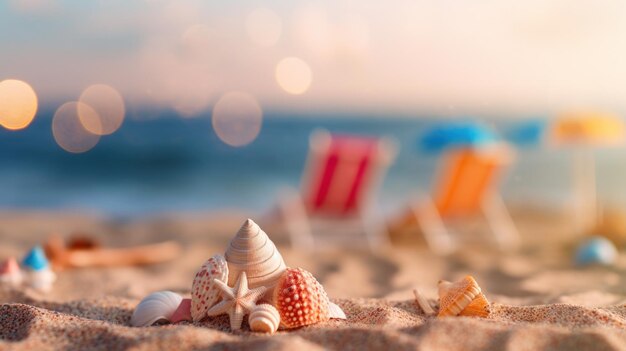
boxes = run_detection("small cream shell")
[249,303,280,334]
[131,291,183,327]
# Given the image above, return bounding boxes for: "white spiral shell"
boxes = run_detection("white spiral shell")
[249,303,280,334]
[131,291,183,327]
[225,219,286,292]
[191,254,229,322]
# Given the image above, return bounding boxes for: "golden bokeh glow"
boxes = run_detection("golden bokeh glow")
[275,57,313,95]
[246,8,282,47]
[0,79,38,130]
[212,92,263,147]
[78,84,125,135]
[53,102,101,153]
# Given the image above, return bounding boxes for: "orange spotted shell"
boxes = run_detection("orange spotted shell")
[273,267,330,329]
[191,254,229,322]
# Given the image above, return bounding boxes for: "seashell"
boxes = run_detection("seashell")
[131,291,183,327]
[0,257,23,287]
[328,301,347,320]
[249,303,280,334]
[170,298,192,323]
[273,267,330,329]
[575,236,617,266]
[191,254,229,322]
[224,219,286,293]
[22,246,56,292]
[437,275,489,318]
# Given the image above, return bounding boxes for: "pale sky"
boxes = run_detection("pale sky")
[2,0,626,116]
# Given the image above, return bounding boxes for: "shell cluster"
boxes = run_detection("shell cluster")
[0,246,57,292]
[133,218,345,333]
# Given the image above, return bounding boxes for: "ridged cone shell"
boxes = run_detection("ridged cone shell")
[249,303,280,334]
[437,275,490,318]
[191,254,229,322]
[273,267,330,329]
[131,291,183,327]
[225,219,286,291]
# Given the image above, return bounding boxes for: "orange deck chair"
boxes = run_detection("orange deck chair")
[389,143,519,254]
[275,130,398,251]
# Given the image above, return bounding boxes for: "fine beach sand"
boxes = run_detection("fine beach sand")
[2,207,626,350]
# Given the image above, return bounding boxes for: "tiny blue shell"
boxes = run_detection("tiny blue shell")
[575,236,618,266]
[22,246,49,271]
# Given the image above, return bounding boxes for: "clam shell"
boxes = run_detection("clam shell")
[191,254,229,322]
[131,291,183,327]
[273,267,330,329]
[225,219,286,292]
[437,275,489,318]
[249,303,280,334]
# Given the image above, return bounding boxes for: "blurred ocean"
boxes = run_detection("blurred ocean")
[1,107,626,216]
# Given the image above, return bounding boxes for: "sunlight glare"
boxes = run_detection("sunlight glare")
[0,79,38,130]
[212,92,263,147]
[78,84,125,135]
[53,102,101,153]
[275,57,313,95]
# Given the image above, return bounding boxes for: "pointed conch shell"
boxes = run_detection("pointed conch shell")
[437,275,490,318]
[224,219,286,292]
[131,291,183,327]
[191,254,229,322]
[249,303,280,334]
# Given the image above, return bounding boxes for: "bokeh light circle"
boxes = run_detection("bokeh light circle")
[52,102,101,153]
[212,92,263,147]
[275,57,312,95]
[246,8,282,47]
[0,79,38,130]
[78,84,125,135]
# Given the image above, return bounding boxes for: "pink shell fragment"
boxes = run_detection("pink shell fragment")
[0,257,20,275]
[171,298,192,323]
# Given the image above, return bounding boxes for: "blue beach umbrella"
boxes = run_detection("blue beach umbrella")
[502,119,547,147]
[419,123,498,153]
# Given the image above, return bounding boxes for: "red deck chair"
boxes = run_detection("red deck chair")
[275,130,397,251]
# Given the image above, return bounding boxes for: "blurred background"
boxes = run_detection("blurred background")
[1,0,626,218]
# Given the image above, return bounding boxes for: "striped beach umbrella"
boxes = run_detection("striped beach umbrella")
[549,111,626,233]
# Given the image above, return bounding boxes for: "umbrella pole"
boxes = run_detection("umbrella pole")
[573,148,596,234]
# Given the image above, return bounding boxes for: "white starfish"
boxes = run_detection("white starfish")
[206,271,267,330]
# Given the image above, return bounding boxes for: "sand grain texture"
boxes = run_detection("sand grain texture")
[2,209,626,350]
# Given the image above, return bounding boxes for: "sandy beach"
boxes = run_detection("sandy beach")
[0,207,625,350]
